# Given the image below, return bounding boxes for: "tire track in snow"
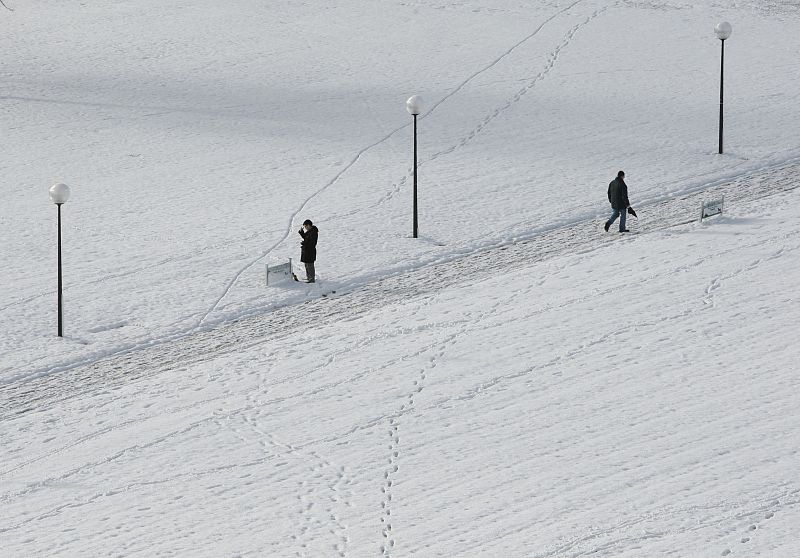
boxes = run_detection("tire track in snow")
[197,1,588,327]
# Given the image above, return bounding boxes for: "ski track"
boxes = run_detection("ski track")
[3,159,800,418]
[197,0,589,326]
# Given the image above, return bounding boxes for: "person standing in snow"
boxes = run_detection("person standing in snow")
[298,219,318,283]
[605,170,632,233]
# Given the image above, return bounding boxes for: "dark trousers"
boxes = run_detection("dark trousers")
[304,262,315,282]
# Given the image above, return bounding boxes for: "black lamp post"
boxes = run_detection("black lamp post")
[715,22,732,154]
[49,183,71,337]
[406,95,423,238]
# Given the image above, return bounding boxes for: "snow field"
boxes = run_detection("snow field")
[3,0,800,555]
[4,185,800,555]
[4,0,800,377]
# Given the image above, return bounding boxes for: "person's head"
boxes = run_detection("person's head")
[302,219,313,230]
[617,170,625,179]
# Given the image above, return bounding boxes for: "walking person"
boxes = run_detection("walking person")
[605,170,632,233]
[298,219,318,283]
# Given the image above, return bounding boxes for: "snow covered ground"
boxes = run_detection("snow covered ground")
[4,184,800,556]
[4,0,800,377]
[3,0,800,556]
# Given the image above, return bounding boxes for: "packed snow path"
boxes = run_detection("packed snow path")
[2,158,798,417]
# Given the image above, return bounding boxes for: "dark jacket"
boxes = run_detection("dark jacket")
[299,225,318,263]
[608,177,630,210]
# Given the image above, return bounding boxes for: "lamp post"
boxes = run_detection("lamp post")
[406,95,423,238]
[715,21,732,154]
[49,183,71,337]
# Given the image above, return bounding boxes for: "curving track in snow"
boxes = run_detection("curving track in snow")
[196,0,595,327]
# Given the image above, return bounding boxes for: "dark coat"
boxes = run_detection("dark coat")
[299,225,318,263]
[608,177,630,210]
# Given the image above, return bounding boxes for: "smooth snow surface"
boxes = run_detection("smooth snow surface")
[2,1,800,556]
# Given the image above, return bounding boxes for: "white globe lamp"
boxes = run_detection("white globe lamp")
[715,21,732,40]
[406,95,423,116]
[49,182,71,205]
